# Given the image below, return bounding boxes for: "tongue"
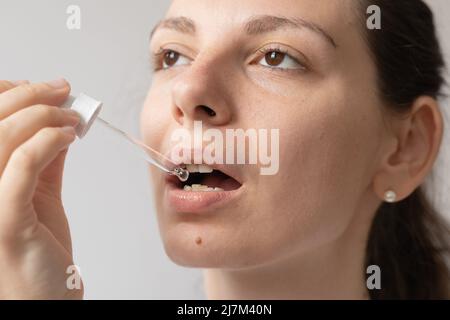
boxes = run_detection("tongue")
[201,171,241,191]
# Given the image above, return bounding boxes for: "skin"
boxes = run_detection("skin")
[141,0,443,299]
[0,79,83,299]
[0,0,442,299]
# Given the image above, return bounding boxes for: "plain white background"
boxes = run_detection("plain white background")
[0,0,449,299]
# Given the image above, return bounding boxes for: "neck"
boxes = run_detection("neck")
[203,208,374,300]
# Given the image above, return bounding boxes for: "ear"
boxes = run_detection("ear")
[373,96,443,202]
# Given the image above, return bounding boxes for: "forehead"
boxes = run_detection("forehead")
[166,0,358,40]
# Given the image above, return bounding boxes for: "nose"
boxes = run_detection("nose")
[171,63,233,127]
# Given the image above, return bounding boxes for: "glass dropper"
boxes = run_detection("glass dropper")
[95,117,189,182]
[62,93,189,182]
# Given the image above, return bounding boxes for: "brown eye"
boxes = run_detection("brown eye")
[265,51,286,67]
[258,47,303,71]
[163,51,180,67]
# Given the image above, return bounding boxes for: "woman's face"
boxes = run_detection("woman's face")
[141,0,386,268]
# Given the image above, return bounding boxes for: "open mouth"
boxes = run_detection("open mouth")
[173,164,242,192]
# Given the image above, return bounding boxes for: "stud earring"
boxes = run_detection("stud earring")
[384,190,397,203]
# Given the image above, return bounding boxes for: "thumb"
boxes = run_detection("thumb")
[38,147,70,198]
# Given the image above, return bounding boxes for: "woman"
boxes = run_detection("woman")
[0,0,448,299]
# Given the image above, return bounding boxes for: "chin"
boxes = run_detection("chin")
[159,224,283,270]
[160,226,232,268]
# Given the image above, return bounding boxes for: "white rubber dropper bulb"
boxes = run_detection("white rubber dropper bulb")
[62,93,103,139]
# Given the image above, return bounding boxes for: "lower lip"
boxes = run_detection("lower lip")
[165,181,243,213]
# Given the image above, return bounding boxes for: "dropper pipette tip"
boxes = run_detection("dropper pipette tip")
[172,167,190,182]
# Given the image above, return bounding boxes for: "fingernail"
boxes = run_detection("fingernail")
[61,126,77,136]
[47,78,68,89]
[62,107,80,117]
[68,115,81,127]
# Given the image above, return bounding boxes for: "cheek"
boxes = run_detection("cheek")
[251,91,380,256]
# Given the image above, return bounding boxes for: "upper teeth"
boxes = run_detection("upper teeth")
[186,164,214,173]
[182,164,223,192]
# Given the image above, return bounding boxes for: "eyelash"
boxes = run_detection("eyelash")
[150,45,308,74]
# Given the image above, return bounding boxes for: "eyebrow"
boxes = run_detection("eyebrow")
[246,15,337,48]
[150,15,337,49]
[150,16,196,39]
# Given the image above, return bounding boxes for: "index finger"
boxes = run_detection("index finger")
[0,79,71,120]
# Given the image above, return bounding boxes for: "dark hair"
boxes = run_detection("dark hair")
[359,0,450,299]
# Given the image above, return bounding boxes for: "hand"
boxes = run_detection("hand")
[0,79,83,299]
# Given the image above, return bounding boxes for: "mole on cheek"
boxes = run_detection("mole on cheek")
[195,237,202,245]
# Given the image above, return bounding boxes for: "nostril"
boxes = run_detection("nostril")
[198,105,216,117]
